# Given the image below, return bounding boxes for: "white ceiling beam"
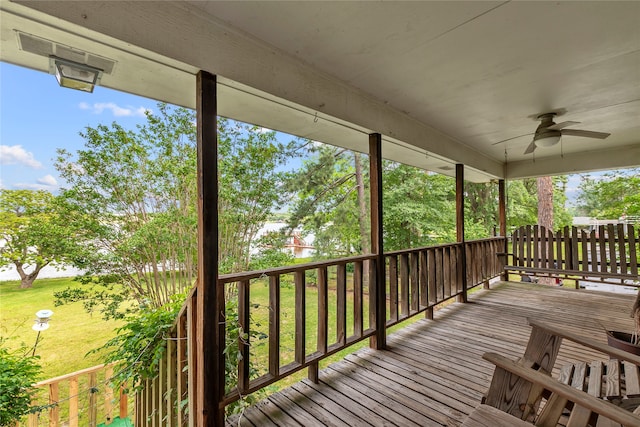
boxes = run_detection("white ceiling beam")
[505,144,640,179]
[17,0,504,179]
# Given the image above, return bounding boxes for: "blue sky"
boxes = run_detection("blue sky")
[0,61,605,206]
[1,62,156,192]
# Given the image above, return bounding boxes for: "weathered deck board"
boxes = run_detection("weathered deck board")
[226,281,635,426]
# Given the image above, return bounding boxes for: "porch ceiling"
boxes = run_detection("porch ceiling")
[2,1,639,182]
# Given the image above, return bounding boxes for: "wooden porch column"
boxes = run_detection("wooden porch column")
[456,163,468,302]
[498,179,507,281]
[195,71,224,426]
[369,133,386,350]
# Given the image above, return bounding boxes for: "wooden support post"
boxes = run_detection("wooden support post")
[369,133,386,350]
[195,71,224,426]
[498,179,507,281]
[456,164,468,302]
[425,307,434,320]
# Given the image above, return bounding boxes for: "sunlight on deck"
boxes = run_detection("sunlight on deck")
[226,281,635,426]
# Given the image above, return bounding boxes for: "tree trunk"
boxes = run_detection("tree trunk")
[354,152,371,284]
[16,262,43,289]
[354,152,370,254]
[537,176,555,285]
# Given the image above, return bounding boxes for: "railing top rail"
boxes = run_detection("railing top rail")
[33,362,116,387]
[174,284,198,329]
[384,236,505,256]
[218,253,377,283]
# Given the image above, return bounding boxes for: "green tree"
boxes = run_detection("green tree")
[286,145,367,258]
[217,119,302,272]
[502,177,571,233]
[55,105,300,317]
[576,169,640,220]
[464,181,499,239]
[0,190,80,288]
[383,163,456,250]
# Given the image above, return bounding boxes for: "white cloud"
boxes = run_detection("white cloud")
[0,145,42,168]
[14,183,55,191]
[253,127,273,134]
[12,175,59,191]
[37,174,58,187]
[79,102,151,118]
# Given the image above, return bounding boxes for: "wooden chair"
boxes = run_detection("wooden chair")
[467,318,640,427]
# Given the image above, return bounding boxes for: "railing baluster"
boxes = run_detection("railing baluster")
[166,336,176,427]
[533,225,540,268]
[443,247,451,298]
[69,377,78,427]
[238,279,250,393]
[427,249,436,307]
[599,225,608,273]
[399,254,409,317]
[88,372,98,427]
[540,226,547,269]
[49,382,59,427]
[589,229,598,272]
[388,256,398,324]
[336,263,347,344]
[410,252,419,313]
[629,225,638,274]
[120,384,128,421]
[317,266,328,355]
[419,251,428,309]
[158,347,167,427]
[269,275,280,377]
[176,301,188,427]
[580,230,588,272]
[104,366,114,425]
[618,224,627,275]
[354,261,363,338]
[295,271,306,364]
[436,248,445,300]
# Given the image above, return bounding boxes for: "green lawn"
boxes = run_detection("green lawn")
[0,277,123,380]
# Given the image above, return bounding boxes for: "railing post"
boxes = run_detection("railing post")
[369,133,386,350]
[195,70,224,426]
[498,179,507,281]
[456,164,468,302]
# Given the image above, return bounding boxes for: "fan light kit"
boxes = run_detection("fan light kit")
[524,113,610,155]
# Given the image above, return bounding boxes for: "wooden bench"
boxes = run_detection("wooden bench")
[558,359,640,413]
[477,318,640,426]
[505,224,639,288]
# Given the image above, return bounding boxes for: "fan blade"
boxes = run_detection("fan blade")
[547,120,580,130]
[561,129,611,139]
[524,141,537,154]
[491,132,534,145]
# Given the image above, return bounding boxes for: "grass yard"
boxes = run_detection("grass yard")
[0,277,123,380]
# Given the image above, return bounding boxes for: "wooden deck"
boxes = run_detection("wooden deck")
[226,281,636,427]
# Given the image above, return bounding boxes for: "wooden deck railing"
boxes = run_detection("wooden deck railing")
[23,362,128,427]
[507,224,639,286]
[131,237,506,424]
[385,237,505,327]
[134,287,194,427]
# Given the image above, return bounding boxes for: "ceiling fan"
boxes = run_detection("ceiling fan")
[493,112,611,155]
[523,113,611,154]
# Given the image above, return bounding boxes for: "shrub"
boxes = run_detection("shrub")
[0,341,42,426]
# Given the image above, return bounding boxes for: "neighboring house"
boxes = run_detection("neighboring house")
[253,222,315,259]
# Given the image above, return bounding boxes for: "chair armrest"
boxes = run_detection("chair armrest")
[527,318,640,366]
[483,352,640,426]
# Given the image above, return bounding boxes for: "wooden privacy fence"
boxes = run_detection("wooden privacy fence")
[506,224,639,286]
[23,363,128,427]
[132,237,506,423]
